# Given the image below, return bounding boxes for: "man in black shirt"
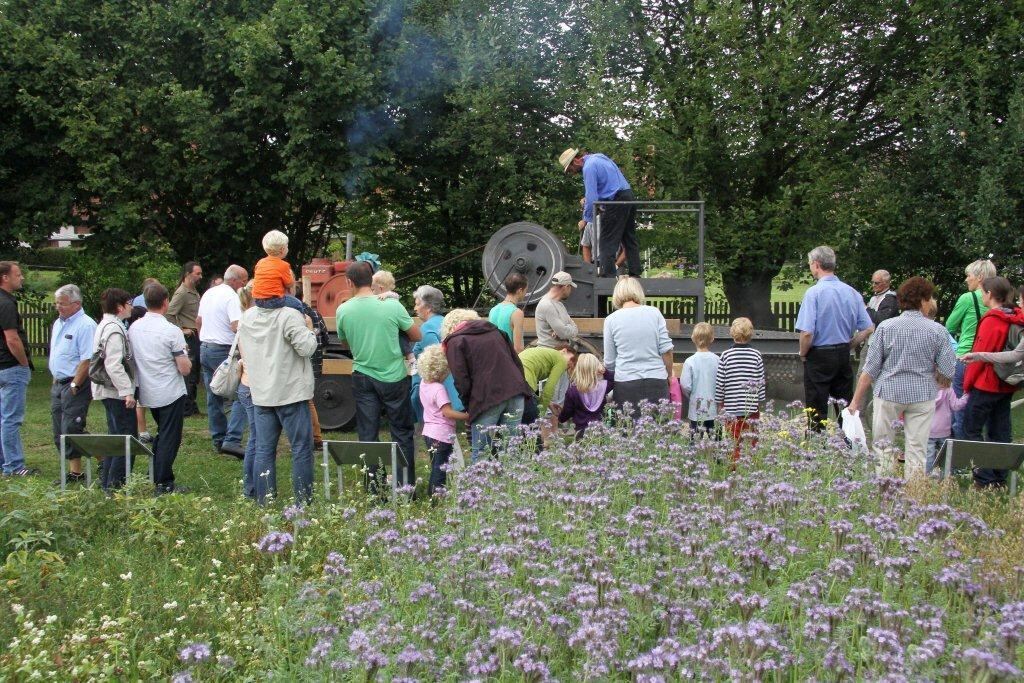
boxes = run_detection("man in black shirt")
[0,262,37,477]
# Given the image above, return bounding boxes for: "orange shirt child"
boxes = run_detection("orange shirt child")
[251,256,294,300]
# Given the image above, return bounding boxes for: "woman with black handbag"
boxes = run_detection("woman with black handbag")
[90,288,137,491]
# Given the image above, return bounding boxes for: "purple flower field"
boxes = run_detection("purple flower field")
[5,405,1024,679]
[233,408,1024,679]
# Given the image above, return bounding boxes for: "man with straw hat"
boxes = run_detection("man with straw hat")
[559,148,640,278]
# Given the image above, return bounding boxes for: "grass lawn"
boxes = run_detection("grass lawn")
[10,363,424,498]
[8,361,1022,487]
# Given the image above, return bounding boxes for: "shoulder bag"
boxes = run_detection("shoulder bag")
[209,334,241,398]
[88,322,135,388]
[993,323,1024,387]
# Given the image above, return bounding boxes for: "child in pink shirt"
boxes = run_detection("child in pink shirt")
[418,346,469,494]
[926,373,969,476]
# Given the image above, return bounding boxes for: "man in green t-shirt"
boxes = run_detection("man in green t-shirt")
[336,261,422,489]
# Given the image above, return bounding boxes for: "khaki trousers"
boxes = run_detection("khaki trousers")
[872,398,935,478]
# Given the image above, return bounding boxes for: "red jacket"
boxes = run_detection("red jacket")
[964,306,1024,394]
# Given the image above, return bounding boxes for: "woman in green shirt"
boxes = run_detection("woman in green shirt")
[488,273,528,353]
[945,258,997,437]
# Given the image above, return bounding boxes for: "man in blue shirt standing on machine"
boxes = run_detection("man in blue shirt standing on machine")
[559,148,640,278]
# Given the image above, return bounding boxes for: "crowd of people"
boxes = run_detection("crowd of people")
[0,232,1019,498]
[795,248,1023,488]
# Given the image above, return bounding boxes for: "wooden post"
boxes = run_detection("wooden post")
[302,275,312,307]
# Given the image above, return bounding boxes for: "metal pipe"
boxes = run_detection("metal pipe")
[345,233,353,261]
[593,201,705,206]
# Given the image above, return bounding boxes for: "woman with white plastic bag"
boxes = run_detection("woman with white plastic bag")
[849,277,957,478]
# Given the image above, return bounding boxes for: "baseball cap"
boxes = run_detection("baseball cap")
[551,271,577,288]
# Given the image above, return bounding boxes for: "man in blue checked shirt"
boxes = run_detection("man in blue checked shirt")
[560,148,640,278]
[49,284,97,483]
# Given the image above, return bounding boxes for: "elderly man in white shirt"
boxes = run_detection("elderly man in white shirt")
[238,299,317,504]
[196,264,248,458]
[128,283,192,495]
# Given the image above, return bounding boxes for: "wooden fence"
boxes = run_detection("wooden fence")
[17,296,802,356]
[18,299,56,356]
[636,299,802,331]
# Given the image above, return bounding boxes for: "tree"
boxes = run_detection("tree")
[0,2,87,251]
[581,0,931,326]
[353,0,591,304]
[829,1,1024,312]
[4,0,381,273]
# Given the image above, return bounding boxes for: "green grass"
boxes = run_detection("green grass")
[0,365,432,678]
[10,364,427,497]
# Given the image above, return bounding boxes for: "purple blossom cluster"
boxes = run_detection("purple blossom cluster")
[278,404,1024,678]
[256,530,294,554]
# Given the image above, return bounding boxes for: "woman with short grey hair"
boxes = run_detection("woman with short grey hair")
[946,258,997,437]
[410,285,464,422]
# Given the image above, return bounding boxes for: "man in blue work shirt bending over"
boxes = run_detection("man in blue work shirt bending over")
[560,148,640,278]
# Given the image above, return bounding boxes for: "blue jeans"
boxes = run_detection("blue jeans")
[951,360,967,438]
[237,383,257,499]
[199,342,246,448]
[101,397,137,490]
[352,372,416,489]
[253,400,313,505]
[425,436,453,494]
[470,395,525,463]
[253,295,304,313]
[0,365,30,474]
[963,389,1013,487]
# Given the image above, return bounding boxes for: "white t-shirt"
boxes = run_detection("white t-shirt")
[128,312,188,409]
[197,283,242,345]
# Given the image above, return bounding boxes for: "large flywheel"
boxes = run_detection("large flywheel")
[482,222,569,306]
[314,374,356,431]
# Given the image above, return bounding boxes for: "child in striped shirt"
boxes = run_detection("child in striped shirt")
[714,317,766,464]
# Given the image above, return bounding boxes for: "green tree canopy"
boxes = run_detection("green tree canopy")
[4,0,382,274]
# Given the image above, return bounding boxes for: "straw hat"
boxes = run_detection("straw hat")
[558,148,579,173]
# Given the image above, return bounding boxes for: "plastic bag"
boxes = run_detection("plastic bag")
[841,408,867,454]
[668,377,684,420]
[449,437,466,474]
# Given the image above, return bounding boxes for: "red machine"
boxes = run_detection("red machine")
[301,258,355,318]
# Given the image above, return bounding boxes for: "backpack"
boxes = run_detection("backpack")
[993,323,1024,386]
